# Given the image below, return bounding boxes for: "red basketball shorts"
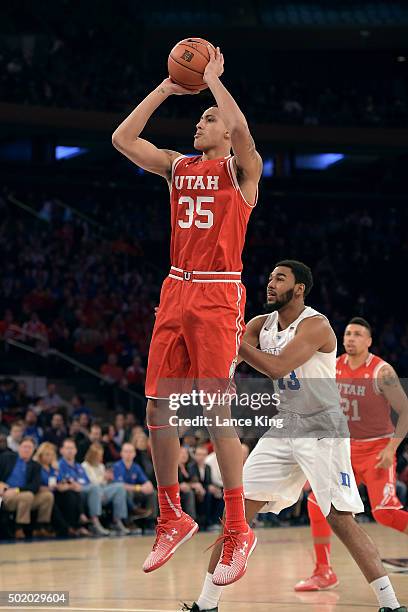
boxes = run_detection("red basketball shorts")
[145,270,246,399]
[351,438,402,511]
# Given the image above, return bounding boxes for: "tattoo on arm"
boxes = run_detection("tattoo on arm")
[379,365,399,387]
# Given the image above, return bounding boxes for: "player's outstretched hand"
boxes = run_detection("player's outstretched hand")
[159,77,201,96]
[203,46,224,83]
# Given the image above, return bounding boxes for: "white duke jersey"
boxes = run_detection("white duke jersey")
[259,306,341,416]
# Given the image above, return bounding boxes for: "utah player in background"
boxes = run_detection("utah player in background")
[295,317,408,592]
[112,46,262,584]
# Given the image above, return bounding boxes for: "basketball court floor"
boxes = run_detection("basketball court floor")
[0,524,407,611]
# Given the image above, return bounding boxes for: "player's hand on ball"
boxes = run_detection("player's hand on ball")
[203,46,224,83]
[160,77,200,96]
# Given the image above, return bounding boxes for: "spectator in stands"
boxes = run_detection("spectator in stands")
[189,444,212,529]
[23,409,43,447]
[101,424,121,463]
[0,379,17,422]
[125,412,137,432]
[0,309,16,339]
[15,381,32,411]
[22,312,48,350]
[205,447,225,526]
[100,353,125,384]
[43,413,67,449]
[178,445,196,520]
[126,354,146,394]
[78,412,91,434]
[130,428,155,483]
[0,434,8,454]
[101,354,126,410]
[68,418,88,446]
[113,412,126,447]
[76,423,103,463]
[0,437,54,539]
[82,443,129,534]
[0,410,9,435]
[34,441,90,537]
[70,394,92,419]
[6,421,24,452]
[113,442,155,519]
[59,438,110,536]
[40,383,64,415]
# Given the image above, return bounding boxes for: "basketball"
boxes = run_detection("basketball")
[168,37,215,91]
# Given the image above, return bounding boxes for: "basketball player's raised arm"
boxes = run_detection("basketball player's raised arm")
[375,364,408,466]
[239,317,331,379]
[203,47,262,185]
[112,78,199,179]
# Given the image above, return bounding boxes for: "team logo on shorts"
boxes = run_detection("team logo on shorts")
[340,472,351,488]
[181,50,194,62]
[229,357,238,380]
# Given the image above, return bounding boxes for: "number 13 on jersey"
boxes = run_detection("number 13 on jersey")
[178,196,214,229]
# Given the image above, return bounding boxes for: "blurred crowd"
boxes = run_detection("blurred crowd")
[1,377,407,541]
[1,24,407,127]
[0,379,232,539]
[1,184,408,382]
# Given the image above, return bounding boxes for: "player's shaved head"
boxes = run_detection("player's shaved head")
[343,318,372,356]
[348,317,372,336]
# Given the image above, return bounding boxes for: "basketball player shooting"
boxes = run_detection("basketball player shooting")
[295,317,408,592]
[112,45,262,584]
[185,261,406,612]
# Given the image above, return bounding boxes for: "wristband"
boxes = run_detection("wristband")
[134,484,142,493]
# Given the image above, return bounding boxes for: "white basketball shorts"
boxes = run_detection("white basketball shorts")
[244,430,364,517]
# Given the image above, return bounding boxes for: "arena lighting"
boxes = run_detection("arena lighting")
[262,158,274,177]
[296,153,345,170]
[55,146,87,160]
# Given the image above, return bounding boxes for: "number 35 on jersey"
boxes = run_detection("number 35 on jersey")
[178,196,214,229]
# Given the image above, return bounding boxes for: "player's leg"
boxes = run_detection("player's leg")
[326,506,404,611]
[294,491,338,591]
[143,279,199,573]
[186,281,253,586]
[296,434,406,611]
[359,441,408,535]
[186,436,307,611]
[183,499,265,612]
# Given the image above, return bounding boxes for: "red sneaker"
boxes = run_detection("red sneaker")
[294,564,339,591]
[211,525,257,586]
[142,512,198,573]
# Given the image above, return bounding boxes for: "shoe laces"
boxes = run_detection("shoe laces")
[152,521,169,551]
[205,519,242,567]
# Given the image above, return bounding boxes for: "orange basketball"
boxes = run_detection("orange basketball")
[168,37,215,91]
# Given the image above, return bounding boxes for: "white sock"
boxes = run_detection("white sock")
[197,572,223,610]
[370,576,400,609]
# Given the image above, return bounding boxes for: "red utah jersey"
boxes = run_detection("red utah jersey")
[169,154,257,271]
[336,353,394,440]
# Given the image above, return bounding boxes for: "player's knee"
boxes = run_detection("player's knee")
[373,508,400,529]
[326,506,351,531]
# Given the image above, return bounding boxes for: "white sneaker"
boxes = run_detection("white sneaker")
[91,519,110,536]
[112,520,130,535]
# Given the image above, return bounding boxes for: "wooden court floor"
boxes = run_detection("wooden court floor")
[0,524,407,611]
